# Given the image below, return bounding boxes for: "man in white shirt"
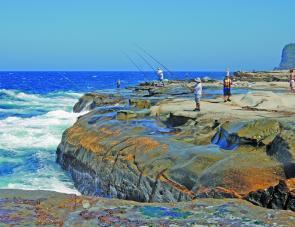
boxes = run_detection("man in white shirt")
[193,77,202,111]
[156,67,165,86]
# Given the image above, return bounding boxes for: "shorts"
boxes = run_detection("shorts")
[290,80,295,88]
[194,95,201,103]
[223,88,231,96]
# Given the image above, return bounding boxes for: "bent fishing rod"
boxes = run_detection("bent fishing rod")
[135,51,157,73]
[121,51,148,77]
[134,43,175,77]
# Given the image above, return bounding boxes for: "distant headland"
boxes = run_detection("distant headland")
[275,43,295,70]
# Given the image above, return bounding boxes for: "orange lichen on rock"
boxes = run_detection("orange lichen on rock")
[132,137,162,154]
[160,175,195,198]
[65,124,121,154]
[64,124,86,145]
[280,178,295,191]
[121,153,134,162]
[195,186,242,199]
[79,131,106,153]
[35,205,63,226]
[57,195,84,210]
[221,167,285,195]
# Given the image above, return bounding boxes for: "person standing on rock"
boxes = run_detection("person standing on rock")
[223,68,232,102]
[289,69,295,93]
[156,67,165,87]
[193,77,202,111]
[116,79,121,89]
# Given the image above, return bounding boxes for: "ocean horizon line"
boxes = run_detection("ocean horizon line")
[0,70,227,72]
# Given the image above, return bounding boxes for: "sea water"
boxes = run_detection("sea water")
[0,71,233,194]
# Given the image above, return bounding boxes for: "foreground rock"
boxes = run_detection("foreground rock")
[1,189,294,226]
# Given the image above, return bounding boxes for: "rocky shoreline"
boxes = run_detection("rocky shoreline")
[57,76,295,207]
[2,73,295,225]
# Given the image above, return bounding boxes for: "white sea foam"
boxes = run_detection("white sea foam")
[0,90,84,194]
[6,175,81,195]
[0,110,81,150]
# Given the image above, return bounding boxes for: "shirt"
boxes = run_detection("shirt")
[223,79,231,88]
[194,83,202,97]
[156,69,164,80]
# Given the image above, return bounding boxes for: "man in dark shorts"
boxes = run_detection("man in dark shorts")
[223,75,232,102]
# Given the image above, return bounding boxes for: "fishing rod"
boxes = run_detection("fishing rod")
[121,51,148,77]
[134,43,174,77]
[135,51,157,72]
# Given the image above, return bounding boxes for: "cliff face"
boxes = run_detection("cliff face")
[277,43,295,70]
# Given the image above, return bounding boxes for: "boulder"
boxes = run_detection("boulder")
[212,119,281,150]
[129,99,151,109]
[167,112,198,127]
[116,110,137,120]
[73,93,123,113]
[116,109,151,120]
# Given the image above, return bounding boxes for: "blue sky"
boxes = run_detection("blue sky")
[0,0,294,71]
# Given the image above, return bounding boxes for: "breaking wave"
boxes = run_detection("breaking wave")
[0,90,84,194]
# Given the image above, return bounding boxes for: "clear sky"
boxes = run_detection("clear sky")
[0,0,294,71]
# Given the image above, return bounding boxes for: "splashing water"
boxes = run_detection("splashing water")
[0,89,82,194]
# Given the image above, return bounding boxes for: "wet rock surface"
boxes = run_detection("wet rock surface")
[1,189,295,226]
[212,119,281,149]
[56,111,195,203]
[55,79,295,218]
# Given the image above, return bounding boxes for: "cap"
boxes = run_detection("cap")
[194,77,201,83]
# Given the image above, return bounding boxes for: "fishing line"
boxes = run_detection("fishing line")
[135,51,157,72]
[134,43,174,77]
[121,51,148,77]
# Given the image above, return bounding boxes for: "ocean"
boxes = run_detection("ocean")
[0,71,228,194]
